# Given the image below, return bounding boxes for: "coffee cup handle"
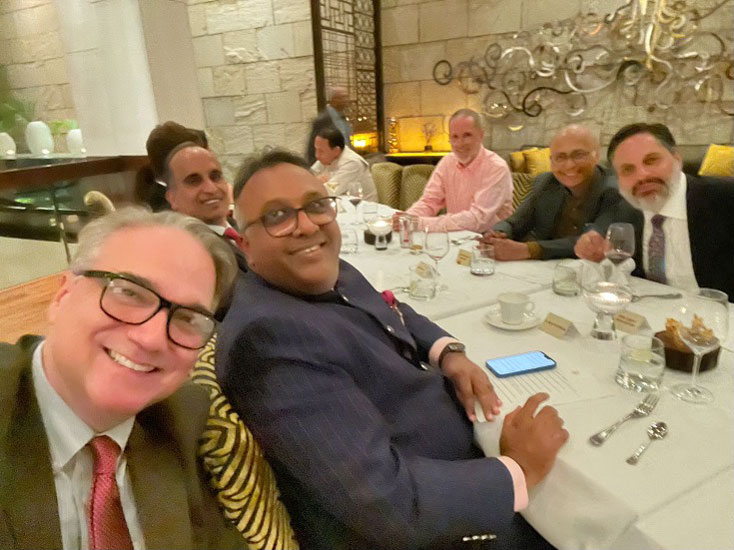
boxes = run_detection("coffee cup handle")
[525,302,535,314]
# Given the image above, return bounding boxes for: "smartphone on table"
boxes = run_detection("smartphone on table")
[486,351,556,378]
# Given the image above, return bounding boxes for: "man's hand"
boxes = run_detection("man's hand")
[574,230,606,262]
[316,173,329,184]
[489,238,531,261]
[480,230,507,243]
[442,353,502,422]
[499,393,568,490]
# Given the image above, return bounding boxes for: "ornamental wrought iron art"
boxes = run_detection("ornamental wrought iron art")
[433,0,733,128]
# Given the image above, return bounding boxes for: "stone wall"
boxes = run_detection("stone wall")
[187,0,316,177]
[381,0,734,158]
[0,0,77,148]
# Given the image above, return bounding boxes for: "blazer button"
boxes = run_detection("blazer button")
[340,293,350,303]
[386,325,395,333]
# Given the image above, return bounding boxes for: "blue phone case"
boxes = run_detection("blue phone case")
[486,351,556,378]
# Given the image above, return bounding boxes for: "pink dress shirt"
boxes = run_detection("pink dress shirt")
[407,147,514,232]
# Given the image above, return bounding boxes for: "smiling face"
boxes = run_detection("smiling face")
[449,115,484,165]
[165,146,231,226]
[43,225,216,432]
[549,127,599,190]
[612,132,682,212]
[237,162,341,296]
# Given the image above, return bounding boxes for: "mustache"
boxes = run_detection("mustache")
[633,178,666,192]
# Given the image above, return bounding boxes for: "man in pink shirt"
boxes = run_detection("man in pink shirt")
[395,109,513,233]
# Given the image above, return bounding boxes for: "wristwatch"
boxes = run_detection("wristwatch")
[438,342,466,367]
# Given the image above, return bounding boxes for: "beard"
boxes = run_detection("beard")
[620,164,682,213]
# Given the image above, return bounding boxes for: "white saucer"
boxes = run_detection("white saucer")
[483,307,541,331]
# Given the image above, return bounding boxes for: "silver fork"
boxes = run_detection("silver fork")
[630,292,682,302]
[588,393,660,446]
[451,236,477,246]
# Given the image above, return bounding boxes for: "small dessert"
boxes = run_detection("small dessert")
[655,316,721,373]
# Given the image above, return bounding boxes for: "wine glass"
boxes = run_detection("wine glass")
[604,223,635,265]
[581,261,632,340]
[349,185,364,224]
[424,229,449,274]
[670,288,729,404]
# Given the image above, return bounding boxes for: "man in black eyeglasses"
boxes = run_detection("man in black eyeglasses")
[484,125,637,261]
[0,207,247,549]
[217,149,567,550]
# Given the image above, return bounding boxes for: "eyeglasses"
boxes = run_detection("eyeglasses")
[79,270,216,350]
[551,150,592,164]
[242,196,338,238]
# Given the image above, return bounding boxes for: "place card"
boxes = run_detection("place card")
[415,261,433,278]
[614,311,649,334]
[539,313,578,339]
[456,248,472,266]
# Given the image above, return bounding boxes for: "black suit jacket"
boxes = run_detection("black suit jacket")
[631,174,734,301]
[0,336,246,550]
[216,262,553,550]
[493,167,635,259]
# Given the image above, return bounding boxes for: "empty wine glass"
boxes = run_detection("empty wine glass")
[604,223,635,265]
[671,288,729,404]
[424,229,449,275]
[581,261,632,340]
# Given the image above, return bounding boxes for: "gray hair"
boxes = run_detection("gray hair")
[71,206,237,309]
[449,108,483,131]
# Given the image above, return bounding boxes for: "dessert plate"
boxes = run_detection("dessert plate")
[483,307,542,331]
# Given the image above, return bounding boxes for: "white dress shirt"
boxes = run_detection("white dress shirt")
[642,172,699,293]
[32,343,146,550]
[311,147,378,201]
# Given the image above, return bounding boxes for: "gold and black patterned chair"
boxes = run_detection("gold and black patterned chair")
[400,164,434,211]
[371,162,402,209]
[511,172,535,210]
[193,336,299,550]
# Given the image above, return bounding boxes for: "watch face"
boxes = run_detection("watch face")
[448,343,465,352]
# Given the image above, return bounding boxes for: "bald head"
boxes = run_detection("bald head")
[549,125,600,190]
[328,86,349,111]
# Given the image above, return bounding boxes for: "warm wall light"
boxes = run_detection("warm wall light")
[351,132,378,151]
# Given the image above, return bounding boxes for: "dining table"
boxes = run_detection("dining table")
[338,200,734,550]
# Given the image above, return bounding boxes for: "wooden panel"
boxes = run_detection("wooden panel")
[0,272,64,343]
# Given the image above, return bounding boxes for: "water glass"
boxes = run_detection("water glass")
[362,202,378,224]
[553,260,580,296]
[340,228,358,255]
[616,334,665,392]
[409,227,424,255]
[409,264,437,301]
[470,243,495,276]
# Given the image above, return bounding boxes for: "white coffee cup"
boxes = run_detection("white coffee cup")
[497,292,534,325]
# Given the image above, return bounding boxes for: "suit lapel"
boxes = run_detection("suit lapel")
[127,423,194,550]
[0,345,63,549]
[684,175,706,284]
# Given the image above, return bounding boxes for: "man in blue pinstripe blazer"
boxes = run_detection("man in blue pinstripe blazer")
[217,150,569,550]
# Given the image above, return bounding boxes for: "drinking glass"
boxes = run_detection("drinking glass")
[424,229,449,274]
[340,228,358,254]
[671,288,729,404]
[552,260,580,296]
[581,261,632,340]
[349,185,364,223]
[616,334,666,392]
[604,223,635,265]
[470,243,495,276]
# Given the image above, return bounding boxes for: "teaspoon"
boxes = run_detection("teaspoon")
[626,421,668,465]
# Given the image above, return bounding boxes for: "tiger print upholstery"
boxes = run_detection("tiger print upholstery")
[193,335,299,550]
[511,172,534,210]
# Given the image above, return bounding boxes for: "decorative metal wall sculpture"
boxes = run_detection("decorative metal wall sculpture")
[433,0,733,128]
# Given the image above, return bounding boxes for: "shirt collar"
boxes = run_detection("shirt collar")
[454,147,486,170]
[207,223,228,236]
[32,342,135,472]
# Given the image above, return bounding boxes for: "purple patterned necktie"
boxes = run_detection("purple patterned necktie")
[647,214,667,284]
[88,436,133,550]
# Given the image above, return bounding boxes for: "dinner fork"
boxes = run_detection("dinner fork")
[588,393,659,446]
[451,236,477,246]
[630,292,682,302]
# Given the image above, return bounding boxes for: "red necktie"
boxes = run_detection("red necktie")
[88,436,134,550]
[223,227,243,246]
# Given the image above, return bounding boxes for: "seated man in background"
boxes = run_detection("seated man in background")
[217,149,568,550]
[311,125,378,201]
[306,86,352,165]
[575,123,734,301]
[485,125,635,260]
[0,208,244,549]
[395,109,513,232]
[135,120,209,211]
